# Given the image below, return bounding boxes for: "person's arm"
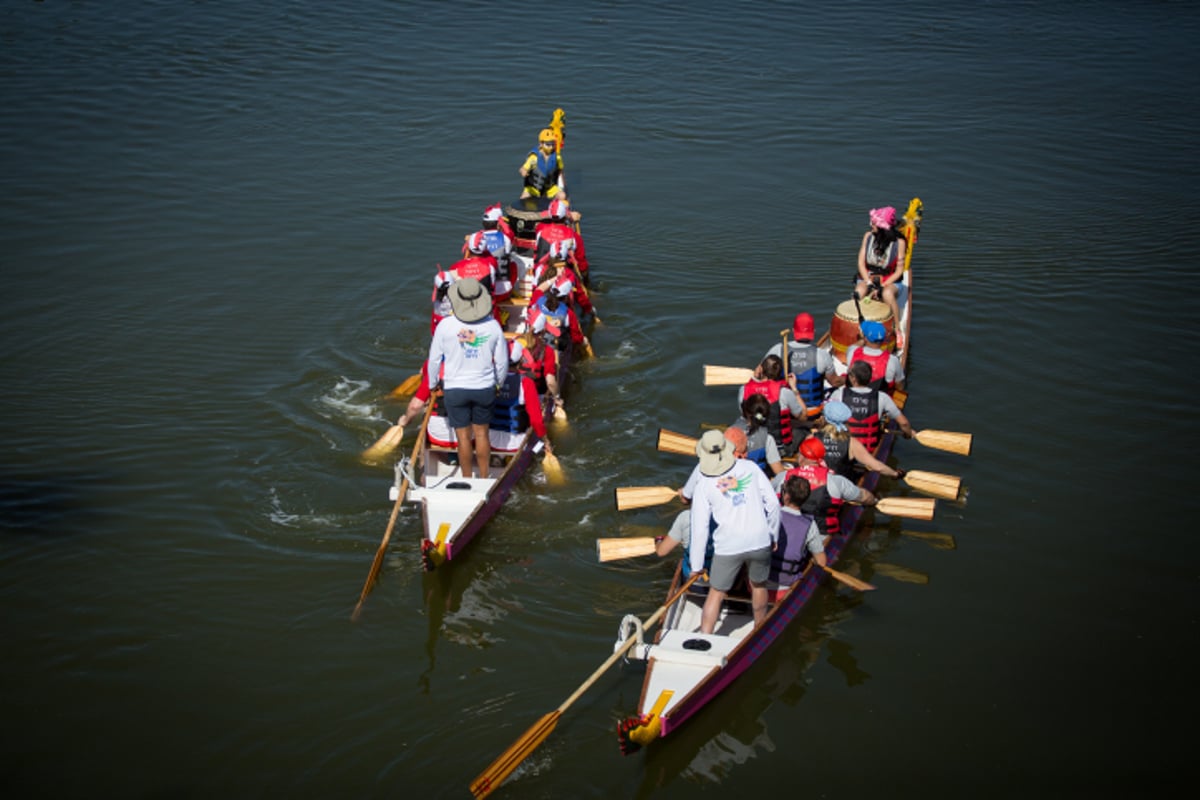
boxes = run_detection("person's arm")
[880,393,914,438]
[783,386,807,419]
[655,535,680,557]
[491,324,509,388]
[884,239,907,286]
[888,356,906,390]
[848,436,903,478]
[856,231,872,282]
[759,471,781,547]
[523,377,547,439]
[689,485,712,576]
[519,153,535,178]
[805,519,827,567]
[764,436,785,475]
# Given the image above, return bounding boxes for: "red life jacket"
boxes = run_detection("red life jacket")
[743,378,793,452]
[451,255,498,291]
[851,347,893,392]
[843,387,883,453]
[785,463,842,537]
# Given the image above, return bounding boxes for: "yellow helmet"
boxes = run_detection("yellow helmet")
[538,128,557,144]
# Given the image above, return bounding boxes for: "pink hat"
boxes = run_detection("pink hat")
[869,206,896,230]
[483,204,504,222]
[792,312,815,340]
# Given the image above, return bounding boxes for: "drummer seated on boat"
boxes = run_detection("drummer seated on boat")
[846,320,906,393]
[763,312,841,417]
[519,128,566,200]
[736,355,807,457]
[769,475,826,591]
[827,361,913,454]
[689,430,781,633]
[854,205,908,348]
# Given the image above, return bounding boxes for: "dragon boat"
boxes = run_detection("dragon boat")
[388,109,594,571]
[613,198,924,751]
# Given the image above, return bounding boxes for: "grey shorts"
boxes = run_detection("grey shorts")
[707,546,772,592]
[443,386,495,429]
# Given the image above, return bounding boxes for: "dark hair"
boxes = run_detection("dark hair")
[870,225,907,261]
[741,393,771,434]
[848,360,873,387]
[760,355,783,382]
[481,219,498,231]
[782,475,811,507]
[543,291,561,312]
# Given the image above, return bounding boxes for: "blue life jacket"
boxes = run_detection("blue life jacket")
[489,373,529,434]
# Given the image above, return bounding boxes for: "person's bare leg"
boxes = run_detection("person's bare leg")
[455,427,473,478]
[750,582,769,626]
[700,589,726,634]
[473,423,491,477]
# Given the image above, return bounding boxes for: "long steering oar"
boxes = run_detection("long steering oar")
[469,571,703,798]
[351,401,434,621]
[912,429,973,456]
[615,485,678,511]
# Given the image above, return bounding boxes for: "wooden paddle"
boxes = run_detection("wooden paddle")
[779,328,790,379]
[913,429,973,456]
[469,572,703,799]
[657,428,698,457]
[387,373,422,400]
[615,485,678,511]
[361,422,406,463]
[542,445,565,487]
[597,537,658,561]
[351,400,435,621]
[874,496,936,521]
[703,365,754,386]
[817,562,876,591]
[901,469,961,501]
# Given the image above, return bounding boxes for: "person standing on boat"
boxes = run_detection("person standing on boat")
[780,437,877,537]
[801,400,905,481]
[689,429,781,632]
[737,354,807,456]
[769,475,826,589]
[826,361,913,453]
[427,279,508,480]
[763,312,840,419]
[731,393,786,479]
[854,205,908,347]
[656,428,751,572]
[519,128,566,200]
[846,321,905,393]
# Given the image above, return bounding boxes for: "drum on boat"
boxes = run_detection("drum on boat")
[830,296,894,362]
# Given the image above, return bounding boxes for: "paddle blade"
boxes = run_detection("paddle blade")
[470,711,561,799]
[543,450,566,487]
[902,470,961,501]
[820,563,876,591]
[914,429,972,456]
[657,428,698,456]
[387,373,422,400]
[597,537,658,562]
[876,496,936,520]
[615,486,678,511]
[361,425,403,463]
[703,365,755,386]
[552,404,568,424]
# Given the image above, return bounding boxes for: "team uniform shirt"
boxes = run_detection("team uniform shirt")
[428,315,507,391]
[826,386,903,420]
[845,344,905,386]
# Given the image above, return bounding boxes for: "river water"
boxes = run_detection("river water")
[3,1,1197,797]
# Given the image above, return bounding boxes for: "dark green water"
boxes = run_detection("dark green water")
[3,1,1197,797]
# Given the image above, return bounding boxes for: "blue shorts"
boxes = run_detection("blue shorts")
[443,386,496,429]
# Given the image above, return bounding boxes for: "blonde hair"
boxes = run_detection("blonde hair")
[820,422,851,442]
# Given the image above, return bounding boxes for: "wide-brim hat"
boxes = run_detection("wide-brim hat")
[696,429,736,477]
[448,278,493,323]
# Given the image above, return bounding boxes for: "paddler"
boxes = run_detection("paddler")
[846,320,906,393]
[776,438,878,539]
[827,361,913,454]
[762,312,842,418]
[769,475,826,590]
[737,354,807,457]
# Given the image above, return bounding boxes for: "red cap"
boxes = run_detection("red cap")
[792,313,815,340]
[799,437,826,462]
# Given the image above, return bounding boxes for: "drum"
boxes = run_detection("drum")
[830,296,893,363]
